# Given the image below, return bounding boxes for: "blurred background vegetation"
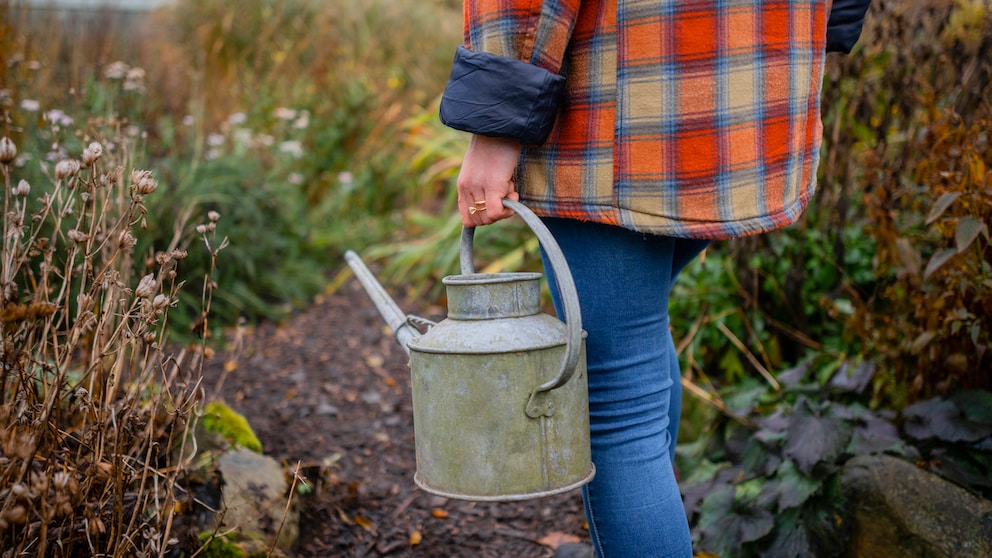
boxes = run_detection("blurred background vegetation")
[1,0,989,554]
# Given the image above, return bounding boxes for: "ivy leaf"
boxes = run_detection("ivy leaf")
[923,248,958,280]
[925,192,960,225]
[783,399,853,474]
[955,217,987,253]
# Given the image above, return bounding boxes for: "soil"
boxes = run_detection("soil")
[201,274,589,557]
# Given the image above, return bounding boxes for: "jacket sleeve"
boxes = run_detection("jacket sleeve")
[439,0,581,145]
[826,0,871,54]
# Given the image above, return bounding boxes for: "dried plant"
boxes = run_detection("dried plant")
[0,116,217,556]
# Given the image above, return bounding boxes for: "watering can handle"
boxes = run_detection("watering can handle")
[460,199,583,417]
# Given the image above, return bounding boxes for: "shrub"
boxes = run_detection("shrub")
[678,361,992,558]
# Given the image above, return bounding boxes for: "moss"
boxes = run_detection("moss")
[200,401,263,453]
[198,532,246,558]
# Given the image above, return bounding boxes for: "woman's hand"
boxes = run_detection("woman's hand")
[456,134,522,227]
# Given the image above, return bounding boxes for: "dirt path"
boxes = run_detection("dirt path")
[201,276,589,557]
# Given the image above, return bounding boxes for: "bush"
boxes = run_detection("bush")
[0,120,210,556]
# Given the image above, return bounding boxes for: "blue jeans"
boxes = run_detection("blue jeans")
[540,218,709,558]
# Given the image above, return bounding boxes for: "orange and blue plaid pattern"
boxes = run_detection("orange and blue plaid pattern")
[464,0,829,239]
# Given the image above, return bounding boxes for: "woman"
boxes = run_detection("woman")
[439,0,867,555]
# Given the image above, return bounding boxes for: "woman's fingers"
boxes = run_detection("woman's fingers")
[456,135,523,227]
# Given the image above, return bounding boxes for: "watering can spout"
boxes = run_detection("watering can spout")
[344,250,418,355]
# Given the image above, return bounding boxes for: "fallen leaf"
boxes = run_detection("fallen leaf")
[536,531,581,549]
[409,531,422,545]
[431,508,449,519]
[366,354,385,367]
[354,514,375,532]
[224,360,237,372]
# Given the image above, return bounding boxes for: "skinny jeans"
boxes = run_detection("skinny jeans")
[540,218,709,558]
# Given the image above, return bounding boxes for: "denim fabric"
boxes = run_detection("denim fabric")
[540,218,709,558]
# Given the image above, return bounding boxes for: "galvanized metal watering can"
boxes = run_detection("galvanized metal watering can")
[344,199,594,501]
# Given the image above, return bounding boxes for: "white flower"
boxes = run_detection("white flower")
[20,99,40,112]
[45,109,74,127]
[233,128,253,146]
[207,133,226,147]
[293,111,310,129]
[273,107,297,120]
[104,61,130,80]
[123,68,146,93]
[287,172,304,185]
[255,134,274,147]
[228,112,247,125]
[278,140,304,159]
[182,115,195,126]
[207,211,221,222]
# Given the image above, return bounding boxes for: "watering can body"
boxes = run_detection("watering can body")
[345,199,594,501]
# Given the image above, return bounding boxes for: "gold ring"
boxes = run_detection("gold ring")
[473,201,486,206]
[469,206,479,215]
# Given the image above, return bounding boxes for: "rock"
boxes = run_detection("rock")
[839,454,992,558]
[200,401,264,454]
[215,448,299,553]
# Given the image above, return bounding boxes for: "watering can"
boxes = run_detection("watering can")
[344,199,594,501]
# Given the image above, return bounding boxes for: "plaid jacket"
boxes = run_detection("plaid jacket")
[441,0,830,239]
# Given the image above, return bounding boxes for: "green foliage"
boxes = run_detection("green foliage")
[679,359,992,557]
[3,0,464,335]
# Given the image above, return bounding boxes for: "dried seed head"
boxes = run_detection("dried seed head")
[0,136,16,164]
[208,210,221,222]
[119,230,137,249]
[2,505,27,525]
[135,274,156,298]
[55,159,81,180]
[81,142,103,166]
[15,180,30,196]
[152,294,170,309]
[87,516,106,536]
[53,471,71,490]
[10,482,31,499]
[171,249,188,260]
[67,229,89,243]
[130,169,157,194]
[196,224,207,234]
[77,292,95,311]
